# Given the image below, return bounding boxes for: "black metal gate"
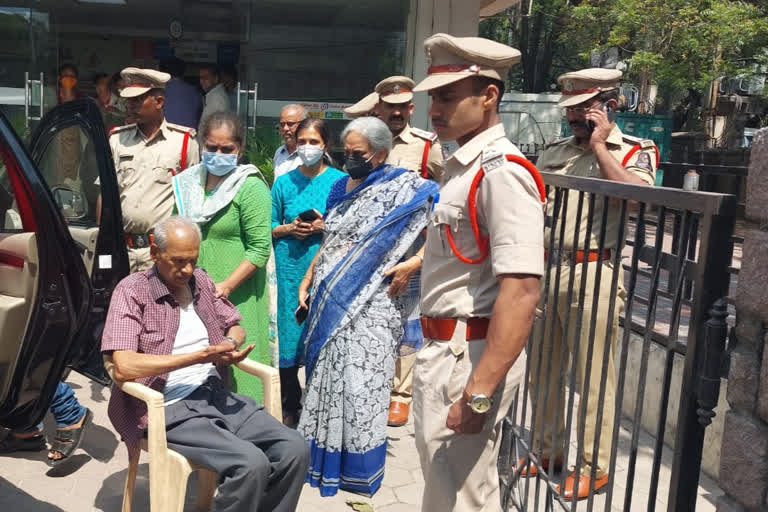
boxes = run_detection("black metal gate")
[498,172,737,511]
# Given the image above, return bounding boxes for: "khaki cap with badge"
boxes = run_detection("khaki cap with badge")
[557,68,622,107]
[413,33,520,92]
[375,76,415,104]
[119,67,170,98]
[344,91,379,119]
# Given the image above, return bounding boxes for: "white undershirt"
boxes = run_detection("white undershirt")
[163,302,218,405]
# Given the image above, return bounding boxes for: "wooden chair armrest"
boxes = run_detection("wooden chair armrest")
[234,359,282,421]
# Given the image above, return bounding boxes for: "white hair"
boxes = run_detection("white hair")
[341,116,393,154]
[281,103,307,120]
[153,216,201,251]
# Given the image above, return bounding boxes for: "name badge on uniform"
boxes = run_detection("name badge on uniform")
[482,149,505,172]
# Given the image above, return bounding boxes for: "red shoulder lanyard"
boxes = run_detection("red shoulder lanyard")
[178,131,191,173]
[421,139,432,179]
[445,154,547,265]
[621,143,660,168]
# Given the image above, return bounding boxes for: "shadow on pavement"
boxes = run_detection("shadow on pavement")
[94,463,202,511]
[0,476,65,511]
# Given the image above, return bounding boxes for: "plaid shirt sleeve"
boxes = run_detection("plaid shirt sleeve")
[101,277,144,353]
[198,270,242,329]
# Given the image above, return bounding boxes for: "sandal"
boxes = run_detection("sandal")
[0,433,46,453]
[48,408,93,467]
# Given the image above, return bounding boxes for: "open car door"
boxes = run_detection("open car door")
[28,98,129,385]
[0,109,93,431]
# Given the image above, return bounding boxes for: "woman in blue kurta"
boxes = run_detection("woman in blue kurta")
[271,118,344,426]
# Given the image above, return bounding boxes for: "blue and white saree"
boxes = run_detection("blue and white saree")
[297,165,438,497]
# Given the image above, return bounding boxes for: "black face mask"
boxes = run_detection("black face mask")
[344,153,375,179]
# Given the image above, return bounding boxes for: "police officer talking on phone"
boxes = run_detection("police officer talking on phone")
[526,68,658,500]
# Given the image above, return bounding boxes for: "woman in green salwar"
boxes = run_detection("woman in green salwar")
[172,111,273,401]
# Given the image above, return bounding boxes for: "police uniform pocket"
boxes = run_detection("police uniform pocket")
[152,166,173,185]
[443,338,470,405]
[428,202,465,257]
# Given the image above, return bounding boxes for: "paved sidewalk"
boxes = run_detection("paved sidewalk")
[0,370,723,511]
[0,371,425,512]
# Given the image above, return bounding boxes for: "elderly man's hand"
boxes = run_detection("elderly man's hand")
[201,343,254,366]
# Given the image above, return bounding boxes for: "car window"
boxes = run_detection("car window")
[36,125,100,226]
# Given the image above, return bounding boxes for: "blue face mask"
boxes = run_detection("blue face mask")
[202,151,238,176]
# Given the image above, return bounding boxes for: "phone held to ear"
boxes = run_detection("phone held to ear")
[298,209,320,222]
[587,102,616,132]
[295,296,310,324]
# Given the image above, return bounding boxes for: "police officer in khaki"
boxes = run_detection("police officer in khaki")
[373,76,445,428]
[344,91,380,119]
[375,76,444,182]
[110,67,200,272]
[526,68,657,500]
[413,34,544,511]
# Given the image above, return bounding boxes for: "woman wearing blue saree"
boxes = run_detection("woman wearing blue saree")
[296,117,439,497]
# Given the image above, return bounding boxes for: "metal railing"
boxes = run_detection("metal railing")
[498,173,737,511]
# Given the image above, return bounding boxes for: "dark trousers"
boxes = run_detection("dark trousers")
[279,366,302,417]
[164,378,310,512]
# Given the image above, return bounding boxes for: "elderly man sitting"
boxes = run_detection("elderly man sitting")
[102,216,309,512]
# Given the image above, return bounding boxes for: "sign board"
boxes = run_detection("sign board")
[255,99,352,120]
[173,41,217,63]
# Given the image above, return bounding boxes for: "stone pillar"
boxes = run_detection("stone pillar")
[406,0,481,129]
[718,127,768,511]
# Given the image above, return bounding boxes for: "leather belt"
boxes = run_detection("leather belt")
[420,317,490,341]
[544,248,611,265]
[125,233,154,249]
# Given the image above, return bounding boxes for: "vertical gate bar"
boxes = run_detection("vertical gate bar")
[624,206,668,509]
[547,189,583,509]
[668,211,682,293]
[535,186,570,509]
[522,185,563,511]
[567,192,598,512]
[668,203,735,512]
[579,196,610,512]
[586,197,628,511]
[604,201,646,512]
[648,210,694,510]
[684,216,699,301]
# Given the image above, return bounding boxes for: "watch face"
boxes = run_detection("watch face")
[471,395,492,414]
[169,20,183,39]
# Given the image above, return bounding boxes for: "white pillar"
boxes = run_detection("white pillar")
[406,0,481,129]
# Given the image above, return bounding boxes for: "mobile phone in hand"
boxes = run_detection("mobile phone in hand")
[298,209,320,222]
[295,296,310,324]
[587,102,615,132]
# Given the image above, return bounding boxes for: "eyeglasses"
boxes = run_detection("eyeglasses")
[564,105,601,114]
[278,121,299,128]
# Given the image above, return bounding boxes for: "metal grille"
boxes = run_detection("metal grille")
[499,172,737,512]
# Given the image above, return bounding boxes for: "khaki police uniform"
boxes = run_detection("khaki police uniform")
[412,34,544,512]
[111,68,200,272]
[528,68,657,481]
[377,76,445,182]
[344,91,379,119]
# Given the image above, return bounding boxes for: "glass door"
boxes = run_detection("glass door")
[0,4,58,140]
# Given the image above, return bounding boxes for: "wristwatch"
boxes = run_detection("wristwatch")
[224,336,239,346]
[464,391,492,414]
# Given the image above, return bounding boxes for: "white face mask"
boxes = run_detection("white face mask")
[297,144,324,166]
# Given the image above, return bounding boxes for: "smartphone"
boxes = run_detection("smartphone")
[587,102,616,132]
[298,209,320,222]
[295,296,310,324]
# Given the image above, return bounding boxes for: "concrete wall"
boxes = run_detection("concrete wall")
[616,327,728,479]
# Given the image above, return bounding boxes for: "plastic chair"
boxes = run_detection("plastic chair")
[104,356,282,512]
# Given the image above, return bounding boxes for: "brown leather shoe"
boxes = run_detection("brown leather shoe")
[516,456,563,477]
[557,471,610,499]
[387,402,409,427]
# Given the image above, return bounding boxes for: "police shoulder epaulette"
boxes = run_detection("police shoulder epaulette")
[481,148,506,172]
[622,134,655,149]
[410,127,438,142]
[109,123,135,137]
[167,122,197,137]
[546,136,571,148]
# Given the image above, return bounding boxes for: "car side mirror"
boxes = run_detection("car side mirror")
[52,186,86,220]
